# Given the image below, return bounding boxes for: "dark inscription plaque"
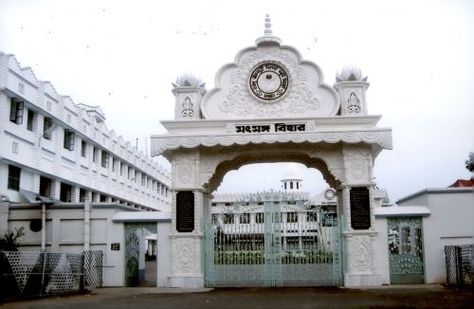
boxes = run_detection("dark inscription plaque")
[350,187,371,230]
[176,191,195,232]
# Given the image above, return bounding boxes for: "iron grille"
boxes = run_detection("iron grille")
[444,244,473,286]
[0,250,103,300]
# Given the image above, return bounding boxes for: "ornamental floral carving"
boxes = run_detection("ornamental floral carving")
[172,238,195,274]
[347,92,361,114]
[201,43,338,119]
[344,148,370,183]
[174,157,196,187]
[349,235,372,272]
[182,97,194,118]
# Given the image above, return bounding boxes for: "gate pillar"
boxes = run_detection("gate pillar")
[168,151,206,288]
[340,145,382,286]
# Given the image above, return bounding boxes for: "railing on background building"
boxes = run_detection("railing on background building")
[444,244,473,286]
[0,250,103,300]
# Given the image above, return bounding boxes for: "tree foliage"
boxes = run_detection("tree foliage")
[0,227,25,251]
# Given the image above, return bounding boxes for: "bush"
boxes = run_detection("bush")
[0,227,25,251]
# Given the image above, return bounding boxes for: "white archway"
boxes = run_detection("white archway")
[151,18,392,288]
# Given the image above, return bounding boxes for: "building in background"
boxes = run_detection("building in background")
[211,165,339,253]
[0,52,173,288]
[0,52,171,211]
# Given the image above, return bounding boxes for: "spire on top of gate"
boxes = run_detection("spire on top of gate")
[255,14,281,46]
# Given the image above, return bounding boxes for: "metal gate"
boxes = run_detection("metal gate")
[124,223,157,287]
[204,199,342,287]
[388,217,424,284]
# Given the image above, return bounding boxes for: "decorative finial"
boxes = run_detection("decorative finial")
[255,14,281,46]
[264,14,272,36]
[172,73,206,88]
[336,65,368,82]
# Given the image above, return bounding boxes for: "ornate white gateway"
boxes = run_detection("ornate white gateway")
[151,16,392,288]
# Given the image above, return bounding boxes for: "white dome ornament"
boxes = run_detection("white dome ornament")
[172,73,206,120]
[336,66,368,82]
[334,66,370,116]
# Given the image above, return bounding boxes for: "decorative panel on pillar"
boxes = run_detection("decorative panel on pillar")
[349,187,371,230]
[176,191,195,232]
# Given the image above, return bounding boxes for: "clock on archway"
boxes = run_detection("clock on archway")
[248,62,289,101]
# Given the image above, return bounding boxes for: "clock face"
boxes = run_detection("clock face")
[249,62,289,101]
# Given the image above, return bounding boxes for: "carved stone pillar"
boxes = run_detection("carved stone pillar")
[168,151,205,288]
[341,144,382,286]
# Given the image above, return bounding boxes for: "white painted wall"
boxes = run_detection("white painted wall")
[157,220,172,287]
[7,204,129,287]
[373,217,390,284]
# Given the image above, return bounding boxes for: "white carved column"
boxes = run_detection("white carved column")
[168,150,206,288]
[172,75,206,121]
[334,66,369,116]
[341,144,382,286]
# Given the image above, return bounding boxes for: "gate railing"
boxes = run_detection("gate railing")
[0,250,103,300]
[444,244,473,286]
[204,200,342,287]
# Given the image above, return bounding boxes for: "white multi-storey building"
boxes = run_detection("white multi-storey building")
[0,52,171,211]
[210,166,339,252]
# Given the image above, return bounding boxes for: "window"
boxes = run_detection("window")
[290,182,293,189]
[27,109,34,131]
[120,161,123,176]
[59,183,72,202]
[306,212,318,222]
[256,213,264,224]
[81,140,87,157]
[212,214,219,225]
[128,166,132,179]
[101,151,109,168]
[43,117,54,140]
[111,157,116,172]
[92,147,98,162]
[223,214,234,224]
[100,194,107,202]
[63,129,75,151]
[7,165,21,191]
[141,174,146,186]
[39,176,52,197]
[9,98,24,124]
[287,212,298,223]
[240,213,250,224]
[79,189,86,202]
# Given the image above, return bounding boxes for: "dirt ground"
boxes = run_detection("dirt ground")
[2,285,473,309]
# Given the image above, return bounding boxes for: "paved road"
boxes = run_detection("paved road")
[2,285,473,308]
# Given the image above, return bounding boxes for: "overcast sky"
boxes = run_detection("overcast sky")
[1,0,473,201]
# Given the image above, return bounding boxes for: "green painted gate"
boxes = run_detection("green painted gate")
[388,217,424,284]
[124,223,157,286]
[204,200,342,287]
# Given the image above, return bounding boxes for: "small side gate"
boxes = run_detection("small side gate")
[388,217,424,284]
[204,200,342,287]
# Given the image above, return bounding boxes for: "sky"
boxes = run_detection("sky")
[0,0,473,202]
